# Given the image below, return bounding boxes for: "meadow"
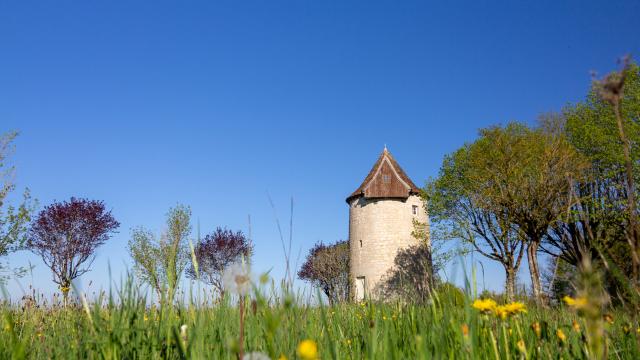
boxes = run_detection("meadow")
[2,275,639,360]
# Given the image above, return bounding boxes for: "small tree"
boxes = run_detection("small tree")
[186,227,253,297]
[298,240,350,305]
[28,198,119,302]
[0,131,36,282]
[378,244,436,303]
[128,204,191,301]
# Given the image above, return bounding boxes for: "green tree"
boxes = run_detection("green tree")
[128,204,191,301]
[0,131,35,283]
[503,116,589,305]
[555,60,640,296]
[426,128,526,301]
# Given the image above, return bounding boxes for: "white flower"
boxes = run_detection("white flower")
[242,352,271,360]
[222,261,252,296]
[180,324,188,342]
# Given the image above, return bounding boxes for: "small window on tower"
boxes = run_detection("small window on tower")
[359,240,363,248]
[383,175,391,183]
[412,205,418,215]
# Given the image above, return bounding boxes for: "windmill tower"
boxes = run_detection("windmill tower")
[346,147,430,301]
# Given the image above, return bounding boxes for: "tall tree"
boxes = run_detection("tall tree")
[426,132,526,301]
[298,240,350,305]
[501,117,589,304]
[544,60,640,302]
[128,204,191,301]
[186,227,253,297]
[0,131,35,282]
[28,198,119,302]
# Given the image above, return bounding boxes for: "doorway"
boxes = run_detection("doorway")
[355,276,366,301]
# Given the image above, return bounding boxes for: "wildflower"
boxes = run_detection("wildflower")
[516,340,526,354]
[461,324,469,338]
[143,314,149,322]
[572,320,581,332]
[556,329,566,343]
[503,302,527,315]
[562,296,587,308]
[531,322,541,338]
[603,313,614,325]
[297,339,318,360]
[472,298,497,313]
[223,261,252,296]
[180,324,188,343]
[277,354,287,360]
[243,352,271,360]
[623,325,630,334]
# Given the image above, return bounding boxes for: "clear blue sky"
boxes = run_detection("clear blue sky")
[1,0,639,299]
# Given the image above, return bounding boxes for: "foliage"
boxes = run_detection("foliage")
[1,276,639,359]
[378,244,435,303]
[128,204,191,301]
[542,256,577,305]
[426,123,530,301]
[27,198,119,297]
[298,240,350,305]
[545,61,640,304]
[186,227,253,296]
[0,131,36,282]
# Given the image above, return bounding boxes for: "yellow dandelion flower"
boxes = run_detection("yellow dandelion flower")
[503,302,527,315]
[516,340,526,353]
[572,320,580,332]
[461,323,469,338]
[556,329,566,343]
[562,296,587,308]
[531,322,541,338]
[472,298,497,313]
[277,355,287,360]
[494,305,509,320]
[297,339,318,360]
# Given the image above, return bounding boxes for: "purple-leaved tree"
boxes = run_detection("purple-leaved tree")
[186,227,253,298]
[28,197,119,302]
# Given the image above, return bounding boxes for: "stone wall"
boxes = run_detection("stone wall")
[349,194,429,300]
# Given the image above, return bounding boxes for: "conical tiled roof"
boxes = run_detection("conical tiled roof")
[346,148,420,203]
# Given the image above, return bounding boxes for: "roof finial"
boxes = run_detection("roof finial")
[384,143,388,153]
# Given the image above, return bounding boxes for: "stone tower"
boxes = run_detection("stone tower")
[347,147,429,301]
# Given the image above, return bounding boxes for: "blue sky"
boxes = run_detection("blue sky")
[1,0,639,299]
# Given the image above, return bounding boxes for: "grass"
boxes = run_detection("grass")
[2,277,640,359]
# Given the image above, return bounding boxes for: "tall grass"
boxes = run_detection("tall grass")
[2,275,639,359]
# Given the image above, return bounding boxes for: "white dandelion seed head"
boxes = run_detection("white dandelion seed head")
[242,352,271,360]
[222,261,252,296]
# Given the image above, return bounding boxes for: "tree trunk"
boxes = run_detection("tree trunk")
[505,267,516,302]
[527,242,545,305]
